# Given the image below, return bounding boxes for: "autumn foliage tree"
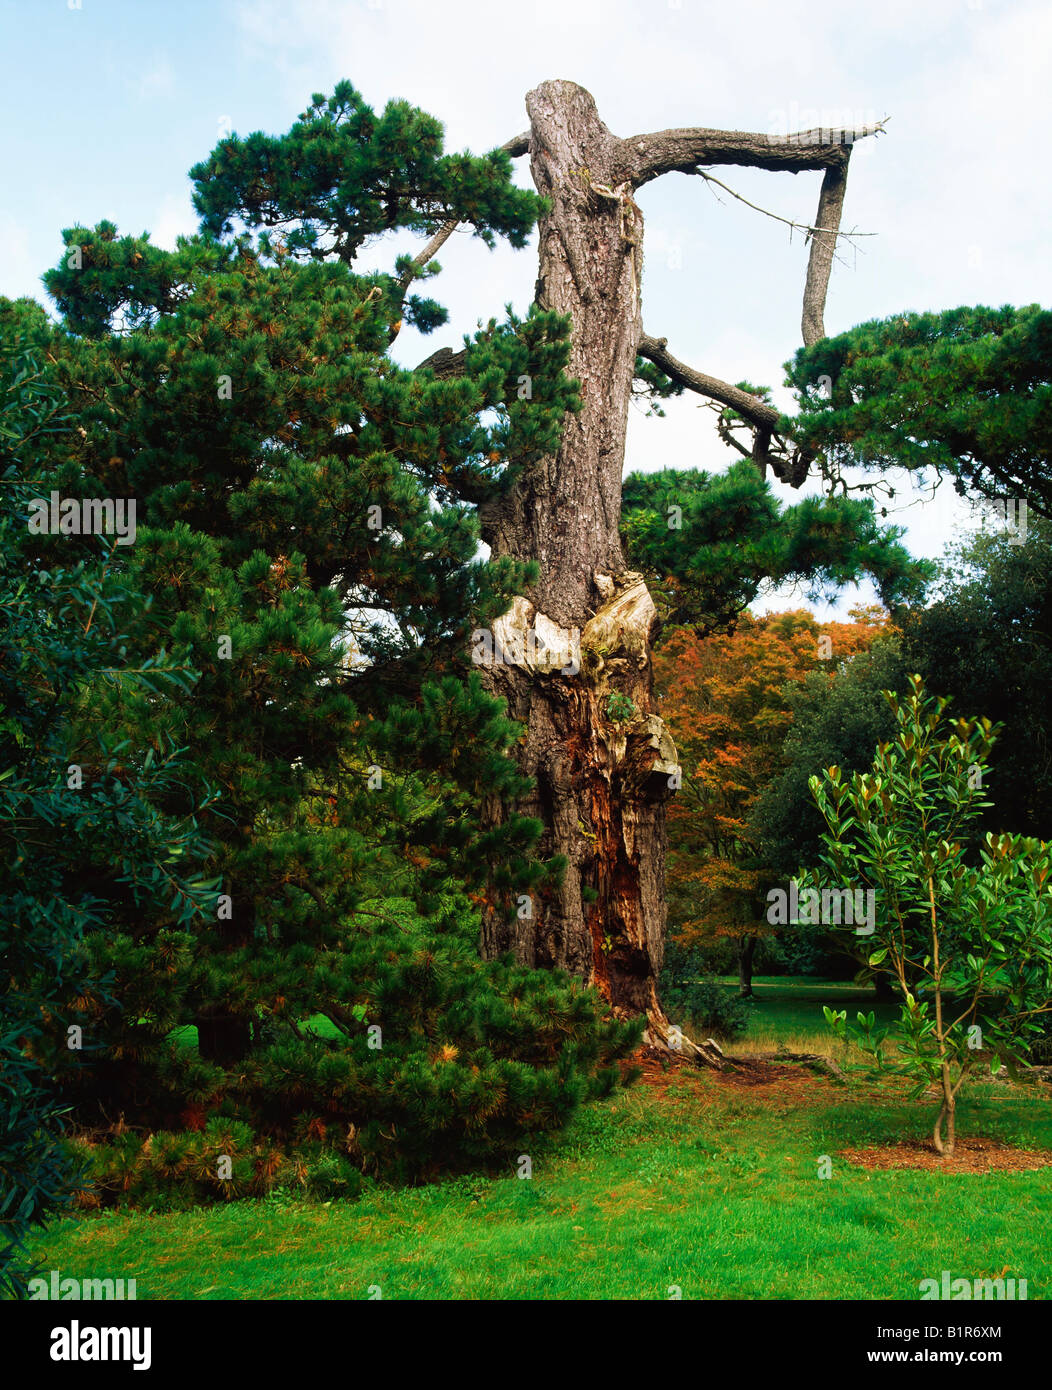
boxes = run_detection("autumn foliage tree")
[654,607,887,994]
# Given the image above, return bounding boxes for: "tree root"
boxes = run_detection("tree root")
[642,1021,729,1070]
[643,1012,849,1083]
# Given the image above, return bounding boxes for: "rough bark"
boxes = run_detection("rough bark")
[470,81,880,1055]
[477,82,678,1038]
[618,122,883,186]
[801,161,850,347]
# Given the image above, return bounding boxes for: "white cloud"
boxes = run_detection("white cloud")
[150,189,198,251]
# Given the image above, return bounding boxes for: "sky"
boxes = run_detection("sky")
[2,0,1048,618]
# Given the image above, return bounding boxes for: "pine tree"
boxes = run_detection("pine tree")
[167,78,926,1056]
[621,460,930,635]
[15,81,639,1194]
[785,304,1052,515]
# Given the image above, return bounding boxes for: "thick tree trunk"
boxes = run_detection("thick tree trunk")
[472,83,879,1055]
[478,81,678,1034]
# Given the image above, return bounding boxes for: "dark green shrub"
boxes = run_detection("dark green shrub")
[69,1118,365,1212]
[660,941,749,1040]
[0,332,217,1295]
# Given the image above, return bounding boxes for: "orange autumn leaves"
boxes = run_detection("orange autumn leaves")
[654,607,887,950]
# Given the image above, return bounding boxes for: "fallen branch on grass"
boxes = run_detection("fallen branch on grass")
[735,1051,848,1082]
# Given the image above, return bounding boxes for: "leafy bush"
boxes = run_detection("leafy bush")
[660,941,749,1040]
[801,675,1052,1155]
[0,338,217,1295]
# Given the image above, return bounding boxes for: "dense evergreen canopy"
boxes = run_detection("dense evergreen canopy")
[621,460,932,634]
[785,304,1052,516]
[2,81,644,1235]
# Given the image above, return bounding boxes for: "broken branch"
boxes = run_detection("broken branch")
[620,120,887,187]
[801,161,851,347]
[395,132,531,292]
[637,333,813,486]
[691,167,872,246]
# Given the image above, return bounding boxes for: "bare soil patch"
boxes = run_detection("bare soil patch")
[623,1046,833,1107]
[719,1057,811,1087]
[839,1136,1052,1173]
[622,1046,696,1097]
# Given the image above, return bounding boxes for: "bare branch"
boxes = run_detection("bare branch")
[619,120,887,187]
[413,345,467,378]
[802,160,851,347]
[397,220,458,290]
[691,168,872,246]
[638,333,813,486]
[637,333,780,433]
[394,132,530,293]
[685,162,866,347]
[501,131,530,158]
[284,878,327,911]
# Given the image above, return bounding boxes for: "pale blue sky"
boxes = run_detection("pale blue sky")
[2,0,1048,616]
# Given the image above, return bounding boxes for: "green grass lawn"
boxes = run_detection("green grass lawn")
[717,975,901,1056]
[25,986,1052,1300]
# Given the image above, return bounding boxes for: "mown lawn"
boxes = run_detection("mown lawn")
[717,975,901,1056]
[25,1046,1052,1300]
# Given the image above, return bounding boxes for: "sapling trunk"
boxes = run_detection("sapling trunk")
[738,934,757,998]
[929,873,956,1156]
[933,1065,957,1157]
